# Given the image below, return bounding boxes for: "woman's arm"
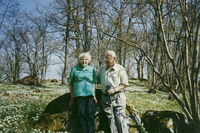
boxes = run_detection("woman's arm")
[94,84,97,105]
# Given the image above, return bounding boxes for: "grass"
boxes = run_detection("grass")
[0,80,184,132]
[0,81,67,132]
[126,91,183,115]
[127,80,183,115]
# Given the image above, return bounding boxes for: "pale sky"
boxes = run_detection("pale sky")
[18,0,52,9]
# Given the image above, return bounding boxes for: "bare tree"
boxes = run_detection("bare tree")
[62,0,72,84]
[18,6,55,84]
[83,0,92,52]
[0,0,20,82]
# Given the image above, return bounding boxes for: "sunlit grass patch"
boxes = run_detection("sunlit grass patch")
[126,80,183,116]
[126,92,183,115]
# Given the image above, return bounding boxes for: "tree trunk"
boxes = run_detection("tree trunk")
[84,0,91,52]
[62,0,71,85]
[137,61,141,79]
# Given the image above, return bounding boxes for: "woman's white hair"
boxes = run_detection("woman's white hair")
[78,52,91,62]
[107,50,116,58]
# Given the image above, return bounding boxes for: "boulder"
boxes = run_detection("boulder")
[34,89,141,132]
[141,110,191,133]
[51,79,58,83]
[15,76,39,85]
[46,79,52,82]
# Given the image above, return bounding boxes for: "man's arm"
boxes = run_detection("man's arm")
[96,67,101,84]
[107,84,126,95]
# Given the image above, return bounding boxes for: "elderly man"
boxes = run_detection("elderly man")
[97,50,129,133]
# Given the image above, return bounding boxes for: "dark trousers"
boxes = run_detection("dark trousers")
[73,95,95,133]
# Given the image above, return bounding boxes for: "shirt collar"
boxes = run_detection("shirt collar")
[106,63,116,70]
[77,63,89,70]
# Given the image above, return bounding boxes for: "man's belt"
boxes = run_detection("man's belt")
[102,91,123,96]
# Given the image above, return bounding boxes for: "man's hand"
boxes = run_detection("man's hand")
[106,88,115,95]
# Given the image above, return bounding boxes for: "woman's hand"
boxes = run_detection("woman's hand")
[94,97,97,105]
[69,98,73,107]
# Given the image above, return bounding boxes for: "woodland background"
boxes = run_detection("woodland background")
[0,0,199,132]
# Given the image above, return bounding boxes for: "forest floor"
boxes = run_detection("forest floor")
[0,79,183,132]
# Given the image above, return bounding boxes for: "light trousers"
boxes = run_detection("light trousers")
[101,92,128,133]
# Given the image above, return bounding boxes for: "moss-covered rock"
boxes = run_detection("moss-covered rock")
[34,89,141,132]
[141,110,191,133]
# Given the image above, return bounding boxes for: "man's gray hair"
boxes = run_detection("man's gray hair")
[78,52,91,62]
[107,50,116,58]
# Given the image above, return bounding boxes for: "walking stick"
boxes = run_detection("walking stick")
[109,95,116,132]
[106,85,116,133]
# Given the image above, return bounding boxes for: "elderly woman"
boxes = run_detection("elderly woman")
[68,52,97,133]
